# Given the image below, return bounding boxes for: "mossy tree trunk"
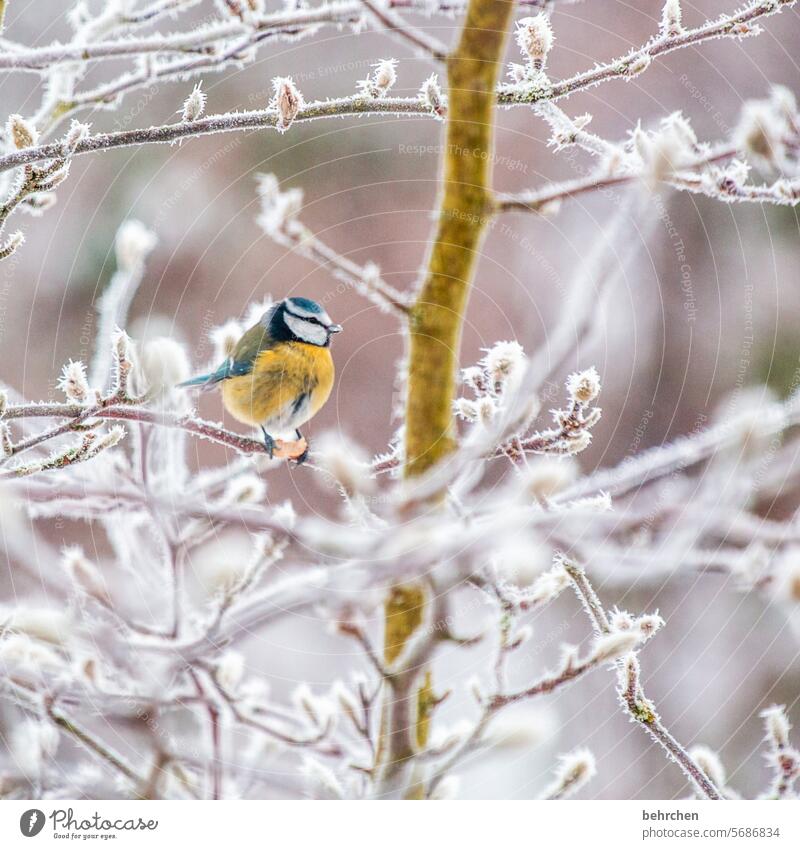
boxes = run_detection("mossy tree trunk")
[377,0,515,796]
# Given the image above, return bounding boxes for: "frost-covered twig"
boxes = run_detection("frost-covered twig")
[759,706,800,799]
[2,402,287,459]
[499,0,796,105]
[561,558,723,800]
[361,0,449,62]
[426,562,643,795]
[2,1,794,178]
[255,174,410,316]
[0,3,366,71]
[0,117,88,259]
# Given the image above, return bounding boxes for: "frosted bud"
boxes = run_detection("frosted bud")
[273,500,297,530]
[564,429,593,454]
[0,423,12,458]
[272,76,303,133]
[661,111,696,149]
[61,545,108,602]
[566,366,601,405]
[58,359,91,403]
[689,745,727,789]
[625,54,652,78]
[315,431,375,495]
[543,748,596,799]
[420,73,444,118]
[591,630,640,664]
[255,173,303,235]
[515,15,554,68]
[216,0,245,18]
[486,706,558,751]
[139,337,190,393]
[453,397,478,422]
[769,546,800,605]
[292,683,332,725]
[461,366,487,394]
[0,230,24,258]
[483,340,526,385]
[93,426,125,453]
[770,85,797,120]
[6,606,71,645]
[635,613,664,641]
[216,650,245,692]
[661,0,683,36]
[761,705,791,748]
[115,219,157,271]
[373,59,397,94]
[735,101,782,163]
[361,59,398,98]
[476,395,497,425]
[508,63,529,84]
[467,675,485,703]
[508,624,533,649]
[609,609,635,630]
[0,388,7,416]
[331,680,360,717]
[301,758,344,800]
[526,563,570,605]
[181,83,206,122]
[11,720,60,778]
[523,456,578,500]
[224,473,267,504]
[62,120,89,155]
[211,320,242,360]
[7,114,38,150]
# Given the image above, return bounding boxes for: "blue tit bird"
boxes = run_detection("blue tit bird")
[178,296,342,462]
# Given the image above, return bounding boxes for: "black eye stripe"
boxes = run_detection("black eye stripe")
[286,311,325,327]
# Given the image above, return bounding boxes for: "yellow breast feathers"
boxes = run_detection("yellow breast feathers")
[221,341,335,430]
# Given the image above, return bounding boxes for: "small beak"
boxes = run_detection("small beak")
[328,323,343,334]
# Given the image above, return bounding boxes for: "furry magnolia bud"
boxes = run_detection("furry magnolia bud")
[566,367,601,405]
[542,748,597,800]
[661,0,683,37]
[115,220,157,271]
[272,77,303,133]
[420,73,444,118]
[515,15,554,69]
[181,82,206,122]
[7,114,38,150]
[57,360,92,403]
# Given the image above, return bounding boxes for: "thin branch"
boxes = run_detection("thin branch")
[562,558,723,800]
[3,400,279,456]
[498,0,796,105]
[0,3,366,71]
[361,0,449,63]
[1,0,793,177]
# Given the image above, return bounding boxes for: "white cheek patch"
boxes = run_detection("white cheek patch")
[284,313,327,346]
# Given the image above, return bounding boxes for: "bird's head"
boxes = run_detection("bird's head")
[265,297,343,347]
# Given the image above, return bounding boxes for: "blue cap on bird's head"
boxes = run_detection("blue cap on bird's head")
[265,296,343,346]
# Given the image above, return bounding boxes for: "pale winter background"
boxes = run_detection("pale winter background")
[1,0,800,800]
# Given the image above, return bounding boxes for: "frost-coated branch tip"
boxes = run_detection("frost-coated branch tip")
[541,748,596,799]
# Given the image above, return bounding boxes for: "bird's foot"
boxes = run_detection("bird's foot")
[261,428,275,459]
[293,430,309,465]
